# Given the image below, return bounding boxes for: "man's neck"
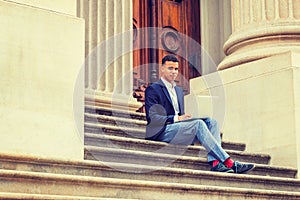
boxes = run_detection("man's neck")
[161,77,176,88]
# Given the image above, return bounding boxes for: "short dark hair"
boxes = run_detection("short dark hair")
[162,55,179,65]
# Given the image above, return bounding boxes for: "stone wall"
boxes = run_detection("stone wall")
[0,0,84,160]
[189,51,300,176]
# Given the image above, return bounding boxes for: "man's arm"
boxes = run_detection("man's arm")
[175,87,192,121]
[145,85,174,126]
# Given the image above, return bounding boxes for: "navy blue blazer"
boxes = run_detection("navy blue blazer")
[145,79,185,140]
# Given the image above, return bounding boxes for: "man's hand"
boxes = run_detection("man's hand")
[178,114,192,121]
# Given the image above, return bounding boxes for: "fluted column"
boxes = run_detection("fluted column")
[218,0,300,70]
[77,0,141,111]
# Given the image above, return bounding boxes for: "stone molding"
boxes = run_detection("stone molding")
[218,0,300,70]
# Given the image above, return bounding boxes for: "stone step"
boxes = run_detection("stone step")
[84,133,270,164]
[85,105,146,121]
[85,122,145,138]
[0,154,299,193]
[1,169,300,200]
[0,192,136,200]
[84,113,246,151]
[84,122,246,151]
[84,146,297,178]
[85,113,147,129]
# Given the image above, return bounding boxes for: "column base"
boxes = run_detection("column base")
[189,51,300,177]
[85,89,143,112]
[218,21,300,70]
[218,46,300,70]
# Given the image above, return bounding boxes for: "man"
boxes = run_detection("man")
[145,54,255,173]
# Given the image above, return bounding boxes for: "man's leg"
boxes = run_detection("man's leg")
[202,118,221,143]
[193,119,230,163]
[157,119,255,173]
[202,118,223,162]
[157,122,197,145]
[157,119,229,161]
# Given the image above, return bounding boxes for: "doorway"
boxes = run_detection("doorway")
[133,0,201,110]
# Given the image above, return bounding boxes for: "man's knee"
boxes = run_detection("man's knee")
[204,118,218,127]
[195,119,207,128]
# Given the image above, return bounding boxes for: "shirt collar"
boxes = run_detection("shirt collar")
[161,77,176,89]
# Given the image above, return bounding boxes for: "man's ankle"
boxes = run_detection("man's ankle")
[224,158,234,168]
[212,160,220,167]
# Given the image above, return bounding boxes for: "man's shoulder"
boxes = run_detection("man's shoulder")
[175,85,183,92]
[151,82,163,88]
[146,81,183,92]
[145,82,164,98]
[146,81,162,91]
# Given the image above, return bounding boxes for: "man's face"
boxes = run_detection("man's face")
[161,61,179,83]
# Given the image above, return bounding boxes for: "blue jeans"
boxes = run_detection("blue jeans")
[157,118,230,162]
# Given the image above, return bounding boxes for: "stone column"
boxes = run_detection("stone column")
[218,0,300,70]
[77,0,141,111]
[200,0,232,74]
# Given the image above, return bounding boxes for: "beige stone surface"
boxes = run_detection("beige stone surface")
[85,90,142,112]
[5,0,77,16]
[188,51,300,174]
[293,57,300,178]
[1,169,300,200]
[1,152,299,192]
[0,0,84,159]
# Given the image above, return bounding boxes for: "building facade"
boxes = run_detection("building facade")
[1,0,300,177]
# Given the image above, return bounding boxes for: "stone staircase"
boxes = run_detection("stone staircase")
[0,105,300,199]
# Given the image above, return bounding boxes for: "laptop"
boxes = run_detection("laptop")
[184,94,217,119]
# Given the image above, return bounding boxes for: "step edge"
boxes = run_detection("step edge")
[84,133,270,158]
[85,113,147,125]
[0,153,298,184]
[85,146,296,172]
[0,192,135,200]
[1,169,300,198]
[84,122,146,133]
[85,105,146,117]
[84,124,247,150]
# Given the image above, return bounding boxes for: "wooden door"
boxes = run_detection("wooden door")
[133,0,201,110]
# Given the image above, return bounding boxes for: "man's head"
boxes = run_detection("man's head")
[161,55,179,83]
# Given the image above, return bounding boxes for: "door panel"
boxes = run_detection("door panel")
[133,0,201,111]
[133,0,150,90]
[160,1,182,31]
